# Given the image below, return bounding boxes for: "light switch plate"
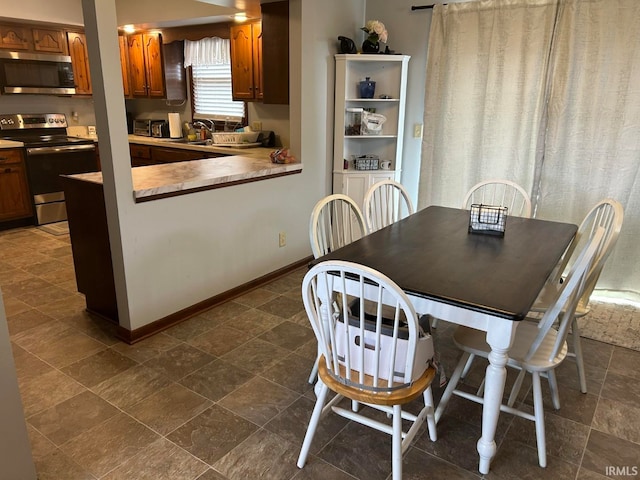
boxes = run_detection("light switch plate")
[413,123,423,138]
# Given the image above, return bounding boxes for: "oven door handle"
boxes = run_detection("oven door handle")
[26,144,96,155]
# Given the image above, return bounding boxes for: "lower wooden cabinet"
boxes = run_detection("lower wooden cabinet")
[129,143,228,167]
[0,149,33,222]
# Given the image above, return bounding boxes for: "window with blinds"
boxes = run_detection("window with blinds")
[191,64,245,121]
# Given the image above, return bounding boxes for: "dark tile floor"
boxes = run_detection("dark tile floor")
[1,226,639,480]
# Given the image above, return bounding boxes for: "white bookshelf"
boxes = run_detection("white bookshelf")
[333,54,410,209]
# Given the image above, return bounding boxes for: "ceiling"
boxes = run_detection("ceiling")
[115,0,264,29]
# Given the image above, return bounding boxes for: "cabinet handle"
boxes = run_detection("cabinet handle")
[3,168,12,174]
[0,156,7,161]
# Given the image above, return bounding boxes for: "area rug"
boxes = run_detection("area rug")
[578,300,640,352]
[38,221,69,236]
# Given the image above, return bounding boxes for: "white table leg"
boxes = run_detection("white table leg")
[477,319,517,474]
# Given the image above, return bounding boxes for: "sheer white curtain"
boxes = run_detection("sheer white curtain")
[419,0,559,209]
[536,0,640,299]
[183,37,231,66]
[420,0,640,300]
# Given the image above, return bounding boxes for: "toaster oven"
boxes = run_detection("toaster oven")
[133,119,170,137]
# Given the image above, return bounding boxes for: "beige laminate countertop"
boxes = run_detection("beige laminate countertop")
[0,139,24,148]
[66,153,302,202]
[127,135,277,158]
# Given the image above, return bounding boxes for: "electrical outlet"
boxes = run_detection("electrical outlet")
[279,232,286,247]
[252,121,262,131]
[413,123,423,138]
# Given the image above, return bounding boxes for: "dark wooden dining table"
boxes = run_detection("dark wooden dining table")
[310,205,577,474]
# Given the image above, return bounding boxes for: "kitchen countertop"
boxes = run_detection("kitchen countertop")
[127,135,276,158]
[66,153,302,202]
[0,139,24,148]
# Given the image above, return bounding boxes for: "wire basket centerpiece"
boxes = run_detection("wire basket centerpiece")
[468,204,508,236]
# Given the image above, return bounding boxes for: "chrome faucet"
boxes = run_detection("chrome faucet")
[193,120,214,138]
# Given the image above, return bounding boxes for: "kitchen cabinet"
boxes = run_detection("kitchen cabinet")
[0,149,33,222]
[66,31,92,95]
[129,144,153,167]
[151,147,225,163]
[127,33,165,98]
[129,143,227,167]
[0,24,30,50]
[32,27,67,54]
[124,33,186,101]
[260,0,289,105]
[0,22,67,54]
[229,0,289,105]
[230,22,262,101]
[332,54,410,209]
[119,35,131,97]
[336,171,396,211]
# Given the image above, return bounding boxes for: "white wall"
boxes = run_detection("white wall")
[0,0,84,25]
[365,1,433,206]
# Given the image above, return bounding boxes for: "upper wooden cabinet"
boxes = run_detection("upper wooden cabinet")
[66,31,92,95]
[0,23,67,54]
[119,35,131,97]
[32,27,67,54]
[0,24,30,50]
[230,22,262,102]
[127,33,165,98]
[229,0,289,104]
[260,0,289,105]
[124,33,186,101]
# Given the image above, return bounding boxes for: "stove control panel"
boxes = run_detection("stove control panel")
[0,113,67,130]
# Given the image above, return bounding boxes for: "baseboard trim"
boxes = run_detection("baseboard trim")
[116,256,312,344]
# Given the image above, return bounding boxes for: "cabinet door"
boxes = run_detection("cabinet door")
[119,35,131,97]
[230,23,256,101]
[151,147,208,163]
[32,28,67,54]
[261,0,289,104]
[127,34,148,97]
[252,22,263,101]
[342,174,369,210]
[67,31,92,95]
[0,152,33,221]
[0,24,30,50]
[142,33,165,98]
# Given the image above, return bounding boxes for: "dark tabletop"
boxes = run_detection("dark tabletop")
[311,206,577,320]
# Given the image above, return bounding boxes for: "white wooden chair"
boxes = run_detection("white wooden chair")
[434,227,604,468]
[298,260,437,480]
[529,198,624,394]
[363,180,415,233]
[463,179,532,218]
[309,194,366,258]
[308,194,366,383]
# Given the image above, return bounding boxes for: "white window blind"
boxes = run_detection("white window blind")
[191,64,244,121]
[184,37,244,121]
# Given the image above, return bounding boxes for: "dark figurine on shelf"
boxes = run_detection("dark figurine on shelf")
[338,36,357,54]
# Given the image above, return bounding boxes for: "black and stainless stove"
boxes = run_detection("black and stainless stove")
[0,113,98,225]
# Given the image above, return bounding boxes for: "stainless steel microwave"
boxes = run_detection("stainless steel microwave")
[0,51,76,95]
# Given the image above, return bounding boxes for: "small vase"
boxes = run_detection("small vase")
[358,77,376,99]
[361,39,380,54]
